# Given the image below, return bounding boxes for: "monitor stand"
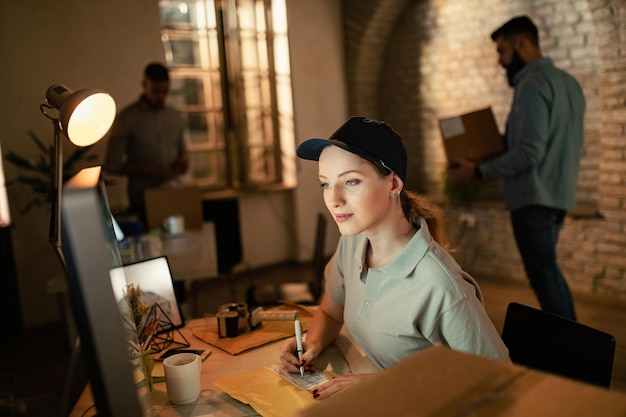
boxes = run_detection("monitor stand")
[60,338,89,417]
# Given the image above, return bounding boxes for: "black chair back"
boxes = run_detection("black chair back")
[502,302,616,388]
[309,213,327,301]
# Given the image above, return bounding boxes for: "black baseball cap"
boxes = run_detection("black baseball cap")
[296,116,407,182]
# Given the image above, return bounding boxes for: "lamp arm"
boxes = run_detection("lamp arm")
[40,84,115,267]
[49,118,65,266]
[40,103,55,121]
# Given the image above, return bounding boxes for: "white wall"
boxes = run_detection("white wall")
[287,0,345,261]
[0,0,345,328]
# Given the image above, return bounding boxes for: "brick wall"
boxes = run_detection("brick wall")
[342,0,626,298]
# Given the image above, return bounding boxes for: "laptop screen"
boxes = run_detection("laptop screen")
[110,256,185,333]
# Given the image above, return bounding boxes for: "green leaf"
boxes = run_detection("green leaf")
[27,130,49,154]
[443,175,481,205]
[5,130,98,214]
[5,153,41,172]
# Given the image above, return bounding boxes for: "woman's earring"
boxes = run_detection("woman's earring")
[391,192,402,215]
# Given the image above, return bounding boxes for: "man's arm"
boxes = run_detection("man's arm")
[480,79,550,180]
[447,156,480,186]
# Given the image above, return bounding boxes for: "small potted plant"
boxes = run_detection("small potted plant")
[123,283,158,391]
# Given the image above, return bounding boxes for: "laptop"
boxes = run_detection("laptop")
[110,256,185,334]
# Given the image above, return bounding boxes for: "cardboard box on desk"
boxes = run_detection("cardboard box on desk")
[296,346,626,417]
[144,185,203,231]
[439,107,505,163]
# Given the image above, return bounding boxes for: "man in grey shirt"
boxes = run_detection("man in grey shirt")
[449,16,585,321]
[104,63,188,226]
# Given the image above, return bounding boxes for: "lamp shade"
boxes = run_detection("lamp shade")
[45,84,116,146]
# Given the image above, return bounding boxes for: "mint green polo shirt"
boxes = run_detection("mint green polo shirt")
[325,218,509,368]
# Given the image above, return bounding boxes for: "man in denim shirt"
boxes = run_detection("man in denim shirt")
[449,16,585,321]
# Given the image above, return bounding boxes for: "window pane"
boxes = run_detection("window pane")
[271,0,287,33]
[236,0,255,30]
[169,77,207,107]
[163,32,219,69]
[169,74,223,110]
[208,73,223,108]
[240,36,259,68]
[160,0,293,191]
[207,31,221,68]
[188,150,228,187]
[245,109,273,146]
[273,36,290,74]
[244,107,276,183]
[183,112,225,148]
[247,145,276,183]
[242,72,260,107]
[162,35,202,67]
[160,1,202,28]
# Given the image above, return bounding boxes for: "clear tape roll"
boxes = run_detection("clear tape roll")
[248,307,298,328]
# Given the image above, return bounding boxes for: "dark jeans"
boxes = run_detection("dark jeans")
[510,205,577,321]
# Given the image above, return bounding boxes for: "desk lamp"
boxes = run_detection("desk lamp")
[40,84,116,264]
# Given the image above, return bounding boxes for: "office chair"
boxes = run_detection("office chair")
[307,213,327,301]
[501,302,616,388]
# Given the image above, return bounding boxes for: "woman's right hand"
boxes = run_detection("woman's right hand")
[279,337,319,374]
[278,293,345,374]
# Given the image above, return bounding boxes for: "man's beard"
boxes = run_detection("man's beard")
[504,50,525,87]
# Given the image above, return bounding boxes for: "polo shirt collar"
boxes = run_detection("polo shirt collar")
[355,217,431,279]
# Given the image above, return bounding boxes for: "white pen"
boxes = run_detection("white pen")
[294,313,304,377]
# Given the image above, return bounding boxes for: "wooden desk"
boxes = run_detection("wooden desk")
[69,318,367,417]
[72,318,626,417]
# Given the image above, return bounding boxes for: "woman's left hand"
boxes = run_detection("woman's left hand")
[311,374,371,400]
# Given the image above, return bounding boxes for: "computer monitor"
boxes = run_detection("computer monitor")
[61,166,147,417]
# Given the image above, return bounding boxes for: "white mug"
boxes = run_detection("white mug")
[163,352,202,405]
[163,215,185,235]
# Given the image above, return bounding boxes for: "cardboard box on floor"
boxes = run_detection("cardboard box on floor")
[144,185,203,231]
[439,107,505,163]
[296,346,626,417]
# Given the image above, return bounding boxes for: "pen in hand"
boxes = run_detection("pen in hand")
[294,313,304,377]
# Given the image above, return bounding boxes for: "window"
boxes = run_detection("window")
[159,0,295,193]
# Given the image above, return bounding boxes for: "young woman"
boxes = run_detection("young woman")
[280,117,509,399]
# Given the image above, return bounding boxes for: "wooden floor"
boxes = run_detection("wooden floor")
[192,263,626,394]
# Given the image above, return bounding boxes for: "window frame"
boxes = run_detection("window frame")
[159,0,295,195]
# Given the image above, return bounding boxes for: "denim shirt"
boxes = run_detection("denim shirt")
[479,58,585,211]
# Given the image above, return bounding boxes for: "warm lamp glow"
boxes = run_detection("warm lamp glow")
[65,166,102,188]
[45,84,116,146]
[0,141,10,227]
[41,84,116,265]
